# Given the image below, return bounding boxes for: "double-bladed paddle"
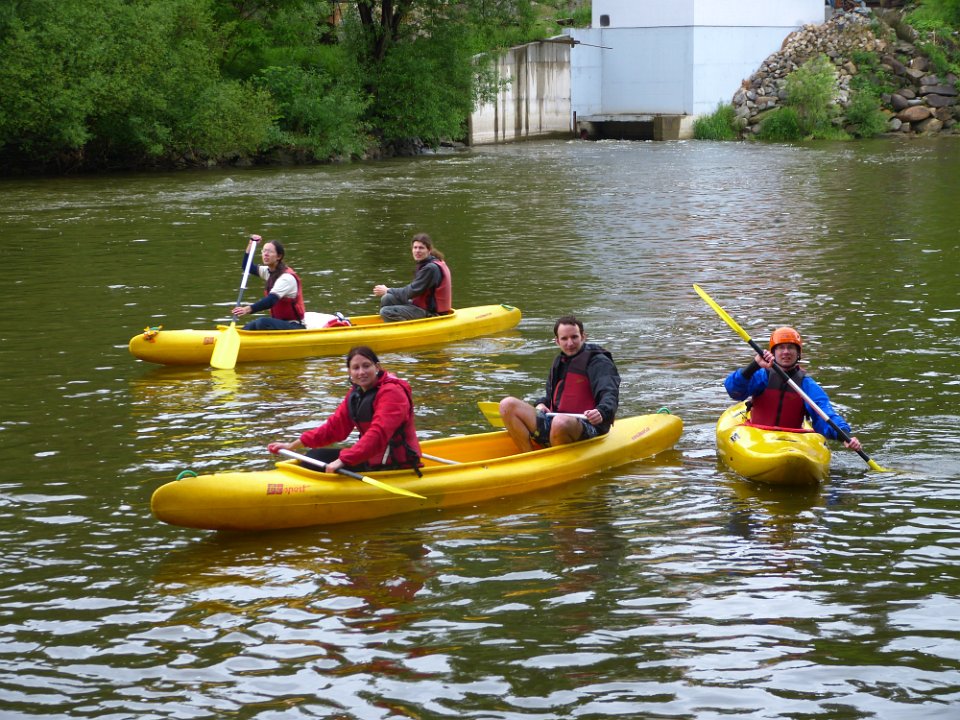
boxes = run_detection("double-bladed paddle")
[277,448,427,499]
[693,283,892,473]
[210,238,258,370]
[477,400,587,428]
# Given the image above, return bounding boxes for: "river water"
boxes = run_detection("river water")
[1,138,958,718]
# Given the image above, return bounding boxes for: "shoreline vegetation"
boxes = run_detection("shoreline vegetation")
[695,2,960,141]
[0,0,590,176]
[1,3,957,176]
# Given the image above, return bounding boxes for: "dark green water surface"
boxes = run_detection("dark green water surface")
[1,138,958,718]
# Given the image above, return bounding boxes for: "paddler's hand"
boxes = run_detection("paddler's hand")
[325,458,344,474]
[844,436,862,452]
[756,349,775,369]
[232,305,252,318]
[268,442,294,454]
[247,234,261,252]
[584,408,603,425]
[373,284,388,297]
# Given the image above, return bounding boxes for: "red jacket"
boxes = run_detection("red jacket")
[299,372,421,469]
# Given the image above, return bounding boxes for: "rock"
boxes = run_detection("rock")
[910,57,929,72]
[915,117,943,133]
[934,107,954,123]
[889,117,902,131]
[890,93,909,111]
[897,106,932,123]
[920,84,958,97]
[897,88,916,100]
[905,68,927,82]
[920,74,941,86]
[883,55,908,75]
[927,94,957,108]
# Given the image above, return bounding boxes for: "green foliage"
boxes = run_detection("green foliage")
[693,103,739,140]
[756,107,805,141]
[0,0,600,172]
[907,0,960,31]
[255,65,370,158]
[849,50,897,95]
[784,54,836,135]
[844,89,889,138]
[906,0,960,77]
[370,30,477,144]
[0,0,275,170]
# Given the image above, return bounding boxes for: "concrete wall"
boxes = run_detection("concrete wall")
[470,40,573,145]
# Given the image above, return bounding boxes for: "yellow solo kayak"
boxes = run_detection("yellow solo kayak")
[716,402,831,486]
[129,304,521,365]
[152,412,683,531]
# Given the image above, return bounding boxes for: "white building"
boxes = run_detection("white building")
[569,0,825,139]
[469,0,826,143]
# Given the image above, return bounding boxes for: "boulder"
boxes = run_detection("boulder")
[926,94,957,108]
[915,117,943,134]
[920,84,958,97]
[898,88,916,100]
[897,106,932,123]
[890,93,909,111]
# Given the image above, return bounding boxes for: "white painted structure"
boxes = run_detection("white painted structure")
[468,0,825,144]
[568,0,825,139]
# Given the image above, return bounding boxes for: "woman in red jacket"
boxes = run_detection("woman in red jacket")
[267,346,421,474]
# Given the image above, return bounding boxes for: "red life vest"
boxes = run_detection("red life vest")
[550,348,605,414]
[411,258,453,315]
[748,366,807,429]
[265,267,306,322]
[347,373,421,469]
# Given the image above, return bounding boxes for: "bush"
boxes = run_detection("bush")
[844,89,889,138]
[785,54,836,135]
[256,65,369,160]
[693,103,739,140]
[756,107,805,141]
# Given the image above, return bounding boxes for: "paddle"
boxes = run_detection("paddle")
[693,283,892,473]
[277,448,427,499]
[210,238,258,370]
[477,400,587,428]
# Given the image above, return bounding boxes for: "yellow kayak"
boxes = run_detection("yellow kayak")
[716,402,830,486]
[152,412,683,531]
[129,303,521,365]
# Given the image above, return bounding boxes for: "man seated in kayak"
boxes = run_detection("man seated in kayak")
[499,315,620,453]
[724,326,862,450]
[231,234,306,330]
[373,233,452,322]
[267,346,422,474]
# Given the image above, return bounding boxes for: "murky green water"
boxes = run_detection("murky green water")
[1,138,958,718]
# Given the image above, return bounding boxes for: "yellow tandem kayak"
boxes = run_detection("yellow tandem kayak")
[716,402,831,486]
[129,303,521,365]
[151,412,683,531]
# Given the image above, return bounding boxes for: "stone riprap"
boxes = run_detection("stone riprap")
[732,9,959,136]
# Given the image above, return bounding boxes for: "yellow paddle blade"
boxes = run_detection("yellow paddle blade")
[477,401,505,427]
[868,459,895,473]
[693,284,753,344]
[210,322,240,370]
[357,475,427,499]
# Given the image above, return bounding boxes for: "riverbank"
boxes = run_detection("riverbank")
[733,8,959,136]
